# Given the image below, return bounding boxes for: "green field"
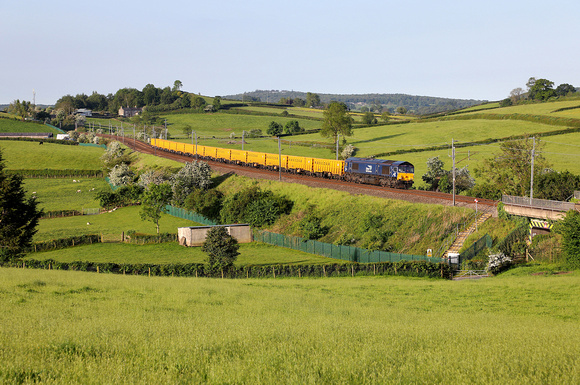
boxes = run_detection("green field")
[465,99,580,118]
[1,268,578,384]
[27,241,332,265]
[0,118,60,134]
[0,141,104,170]
[159,112,323,138]
[23,178,109,211]
[34,206,198,242]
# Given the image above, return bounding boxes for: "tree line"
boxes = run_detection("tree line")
[501,77,577,106]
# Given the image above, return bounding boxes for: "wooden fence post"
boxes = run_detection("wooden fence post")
[351,265,354,277]
[323,265,326,277]
[272,267,276,278]
[148,267,151,277]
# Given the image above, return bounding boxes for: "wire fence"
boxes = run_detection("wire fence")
[254,230,442,264]
[459,234,492,261]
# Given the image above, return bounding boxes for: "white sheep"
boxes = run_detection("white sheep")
[76,189,81,193]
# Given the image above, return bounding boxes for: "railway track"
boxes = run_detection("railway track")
[104,135,498,210]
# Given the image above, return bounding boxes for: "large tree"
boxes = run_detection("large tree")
[305,92,321,108]
[0,150,43,262]
[320,102,353,144]
[170,161,213,206]
[474,137,550,197]
[140,183,173,234]
[202,226,240,270]
[528,78,556,101]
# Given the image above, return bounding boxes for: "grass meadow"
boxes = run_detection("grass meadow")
[0,141,104,170]
[27,241,332,265]
[1,268,578,384]
[464,99,580,118]
[24,178,109,212]
[0,118,60,134]
[34,206,198,242]
[160,113,323,139]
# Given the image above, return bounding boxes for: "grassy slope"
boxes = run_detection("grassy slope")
[160,112,323,138]
[1,268,578,384]
[465,99,580,118]
[214,174,476,255]
[0,118,60,134]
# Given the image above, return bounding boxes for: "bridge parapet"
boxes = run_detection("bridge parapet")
[502,195,575,212]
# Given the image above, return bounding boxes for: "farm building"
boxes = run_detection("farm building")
[178,224,253,247]
[118,106,142,117]
[75,108,92,117]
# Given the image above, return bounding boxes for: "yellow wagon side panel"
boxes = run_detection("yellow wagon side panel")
[313,158,345,176]
[247,151,267,165]
[230,149,248,163]
[265,154,288,168]
[287,156,313,172]
[216,148,231,161]
[184,143,194,156]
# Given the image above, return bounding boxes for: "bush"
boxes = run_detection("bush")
[170,161,212,206]
[298,214,328,240]
[486,252,513,275]
[220,186,292,227]
[284,120,304,135]
[108,164,135,187]
[96,185,143,209]
[267,121,283,136]
[555,210,580,268]
[184,188,224,222]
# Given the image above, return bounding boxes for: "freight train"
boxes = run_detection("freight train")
[151,138,414,189]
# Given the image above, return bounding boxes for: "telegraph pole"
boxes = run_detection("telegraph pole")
[278,136,282,181]
[452,138,456,206]
[530,136,536,205]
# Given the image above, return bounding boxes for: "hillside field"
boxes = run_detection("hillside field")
[1,268,578,384]
[0,117,60,134]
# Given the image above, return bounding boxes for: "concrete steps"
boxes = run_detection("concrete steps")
[444,213,492,258]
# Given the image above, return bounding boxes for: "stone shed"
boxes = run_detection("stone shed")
[178,224,253,247]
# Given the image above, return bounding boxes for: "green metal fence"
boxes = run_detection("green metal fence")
[460,234,492,261]
[164,205,218,226]
[254,230,443,264]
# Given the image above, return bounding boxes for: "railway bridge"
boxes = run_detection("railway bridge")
[501,194,580,221]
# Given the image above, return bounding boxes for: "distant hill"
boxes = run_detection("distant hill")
[223,90,487,115]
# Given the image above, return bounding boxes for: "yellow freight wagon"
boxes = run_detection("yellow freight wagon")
[265,153,288,170]
[247,151,267,166]
[313,158,345,177]
[230,149,248,164]
[216,148,232,162]
[287,155,313,173]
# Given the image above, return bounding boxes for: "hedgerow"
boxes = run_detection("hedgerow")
[4,259,455,279]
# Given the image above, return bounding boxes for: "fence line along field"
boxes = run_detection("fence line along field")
[1,268,578,384]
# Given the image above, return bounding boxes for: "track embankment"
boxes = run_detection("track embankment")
[103,135,497,213]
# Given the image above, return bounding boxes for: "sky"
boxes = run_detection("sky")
[2,0,579,105]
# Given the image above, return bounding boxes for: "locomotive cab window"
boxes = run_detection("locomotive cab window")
[399,165,414,173]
